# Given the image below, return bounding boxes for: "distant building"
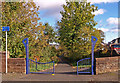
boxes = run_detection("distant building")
[108,37,120,46]
[49,42,59,49]
[108,37,120,56]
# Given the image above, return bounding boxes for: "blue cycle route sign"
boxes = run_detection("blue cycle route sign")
[2,26,10,31]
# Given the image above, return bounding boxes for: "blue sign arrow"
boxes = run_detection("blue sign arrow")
[2,26,10,31]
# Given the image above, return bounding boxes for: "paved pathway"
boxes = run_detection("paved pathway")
[54,56,76,75]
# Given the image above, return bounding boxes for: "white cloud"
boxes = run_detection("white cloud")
[92,9,106,15]
[34,0,66,10]
[87,0,119,4]
[112,29,119,32]
[107,17,118,25]
[98,28,109,32]
[97,26,120,32]
[110,26,120,32]
[33,0,65,19]
[33,0,119,10]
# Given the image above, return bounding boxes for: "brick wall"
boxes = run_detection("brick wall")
[1,51,10,73]
[0,51,26,73]
[95,56,120,75]
[7,58,26,73]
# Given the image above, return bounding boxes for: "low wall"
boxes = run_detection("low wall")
[0,51,26,73]
[0,51,9,73]
[95,56,119,75]
[7,58,26,73]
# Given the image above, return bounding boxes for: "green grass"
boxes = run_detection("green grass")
[76,65,91,68]
[30,63,54,72]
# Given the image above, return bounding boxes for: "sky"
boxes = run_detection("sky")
[33,0,119,43]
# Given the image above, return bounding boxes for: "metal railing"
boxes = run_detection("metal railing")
[77,58,91,75]
[29,59,55,74]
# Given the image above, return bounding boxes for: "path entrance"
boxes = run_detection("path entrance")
[55,56,76,75]
[22,36,97,75]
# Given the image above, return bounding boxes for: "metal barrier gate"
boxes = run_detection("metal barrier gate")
[29,59,55,74]
[22,38,55,74]
[77,58,91,74]
[77,36,98,75]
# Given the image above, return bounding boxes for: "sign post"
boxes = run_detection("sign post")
[2,26,10,73]
[91,36,98,75]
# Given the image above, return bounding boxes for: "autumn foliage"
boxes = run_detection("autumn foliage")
[2,2,59,62]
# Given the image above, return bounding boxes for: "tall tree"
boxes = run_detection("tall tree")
[57,1,104,60]
[2,2,48,58]
[44,23,56,44]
